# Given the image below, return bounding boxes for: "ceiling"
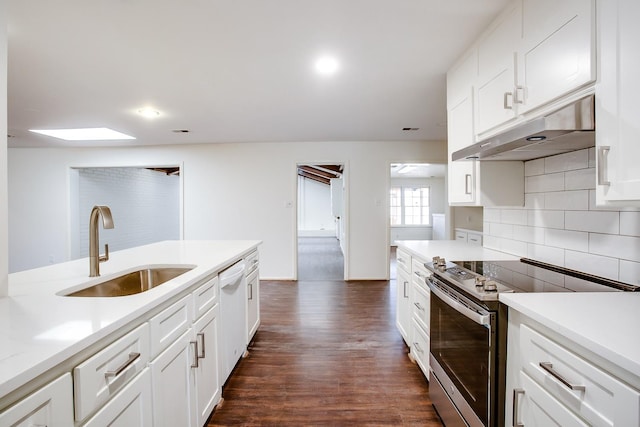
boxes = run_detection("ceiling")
[6,0,509,148]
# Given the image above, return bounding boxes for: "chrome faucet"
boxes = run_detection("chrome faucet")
[89,205,114,277]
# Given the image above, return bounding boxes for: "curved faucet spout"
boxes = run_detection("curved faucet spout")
[89,205,115,277]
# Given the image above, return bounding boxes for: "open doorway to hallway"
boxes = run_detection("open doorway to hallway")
[296,164,346,280]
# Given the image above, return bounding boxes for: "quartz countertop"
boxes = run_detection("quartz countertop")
[0,240,260,400]
[396,239,518,262]
[500,292,640,385]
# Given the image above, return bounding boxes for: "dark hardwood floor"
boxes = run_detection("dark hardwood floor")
[207,242,442,426]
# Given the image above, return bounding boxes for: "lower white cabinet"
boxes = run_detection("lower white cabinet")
[454,229,483,246]
[507,311,640,426]
[0,373,73,427]
[150,329,197,427]
[395,262,411,344]
[246,268,260,343]
[82,368,152,427]
[192,304,221,427]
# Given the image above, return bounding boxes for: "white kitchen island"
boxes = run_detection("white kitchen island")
[0,240,260,426]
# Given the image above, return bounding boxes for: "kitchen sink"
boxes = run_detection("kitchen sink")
[64,266,195,297]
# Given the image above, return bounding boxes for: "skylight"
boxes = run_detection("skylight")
[29,127,136,141]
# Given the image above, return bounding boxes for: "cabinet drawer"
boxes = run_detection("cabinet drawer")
[74,323,150,421]
[245,250,259,275]
[149,295,192,358]
[396,249,411,274]
[411,321,430,377]
[411,258,430,291]
[520,324,640,426]
[192,276,218,321]
[467,232,483,246]
[82,368,152,427]
[0,373,73,427]
[455,231,467,241]
[411,283,430,334]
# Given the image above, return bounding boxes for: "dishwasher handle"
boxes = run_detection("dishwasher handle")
[220,260,246,288]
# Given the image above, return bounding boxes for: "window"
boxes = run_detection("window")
[390,186,430,225]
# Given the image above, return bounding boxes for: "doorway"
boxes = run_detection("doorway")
[388,162,447,279]
[295,163,347,281]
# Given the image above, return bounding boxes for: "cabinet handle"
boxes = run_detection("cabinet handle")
[104,352,140,378]
[414,271,422,278]
[403,281,409,298]
[414,302,425,311]
[248,282,253,300]
[539,362,585,391]
[413,342,424,354]
[513,388,525,427]
[504,91,514,109]
[597,146,611,186]
[197,332,206,359]
[514,86,525,104]
[191,341,199,368]
[464,174,472,195]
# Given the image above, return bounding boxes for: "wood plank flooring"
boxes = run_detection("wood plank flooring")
[207,240,442,426]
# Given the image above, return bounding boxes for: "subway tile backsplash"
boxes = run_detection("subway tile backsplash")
[484,148,640,286]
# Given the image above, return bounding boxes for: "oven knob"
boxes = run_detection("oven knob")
[484,280,498,292]
[475,276,487,287]
[438,257,446,267]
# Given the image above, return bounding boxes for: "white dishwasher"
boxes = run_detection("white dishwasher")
[219,259,247,383]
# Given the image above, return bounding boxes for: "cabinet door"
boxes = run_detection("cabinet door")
[193,305,221,427]
[82,369,152,427]
[0,373,73,427]
[596,0,640,204]
[246,268,260,343]
[448,95,477,205]
[476,3,521,134]
[519,0,595,113]
[395,266,411,344]
[150,329,196,427]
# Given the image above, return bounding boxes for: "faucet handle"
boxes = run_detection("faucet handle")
[99,244,110,263]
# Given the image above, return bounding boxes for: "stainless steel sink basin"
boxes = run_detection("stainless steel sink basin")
[65,266,195,297]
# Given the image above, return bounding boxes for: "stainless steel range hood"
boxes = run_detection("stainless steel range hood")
[452,95,595,161]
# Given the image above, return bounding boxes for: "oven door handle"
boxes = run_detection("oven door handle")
[428,280,491,327]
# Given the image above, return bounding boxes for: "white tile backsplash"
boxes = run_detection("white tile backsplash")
[482,148,640,288]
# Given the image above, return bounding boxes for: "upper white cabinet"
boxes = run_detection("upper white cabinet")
[476,2,522,134]
[595,0,640,204]
[519,0,595,114]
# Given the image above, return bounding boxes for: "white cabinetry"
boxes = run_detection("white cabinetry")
[0,373,73,427]
[409,258,430,376]
[447,46,524,207]
[506,311,640,427]
[82,369,152,427]
[595,0,640,204]
[395,248,411,344]
[476,2,521,134]
[454,229,483,246]
[245,250,260,343]
[519,0,595,114]
[192,304,221,427]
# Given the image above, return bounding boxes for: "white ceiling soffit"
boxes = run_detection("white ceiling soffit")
[6,0,509,148]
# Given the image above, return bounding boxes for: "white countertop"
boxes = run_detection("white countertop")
[396,239,518,262]
[500,292,640,383]
[0,240,260,400]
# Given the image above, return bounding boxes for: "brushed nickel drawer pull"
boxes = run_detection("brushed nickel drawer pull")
[513,388,525,427]
[104,352,140,378]
[191,341,199,368]
[197,332,206,359]
[413,342,424,354]
[539,362,585,391]
[597,146,611,186]
[413,302,425,311]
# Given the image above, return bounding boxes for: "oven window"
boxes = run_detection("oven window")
[431,290,491,425]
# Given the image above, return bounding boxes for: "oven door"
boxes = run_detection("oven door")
[428,276,496,427]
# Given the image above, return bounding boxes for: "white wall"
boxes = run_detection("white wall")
[297,176,334,236]
[8,140,446,279]
[0,1,7,297]
[72,168,180,259]
[484,148,640,287]
[452,206,483,233]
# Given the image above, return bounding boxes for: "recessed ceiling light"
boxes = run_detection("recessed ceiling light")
[137,107,161,118]
[315,56,340,75]
[29,127,135,141]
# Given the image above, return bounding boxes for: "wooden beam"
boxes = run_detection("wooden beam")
[298,170,330,185]
[298,165,339,179]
